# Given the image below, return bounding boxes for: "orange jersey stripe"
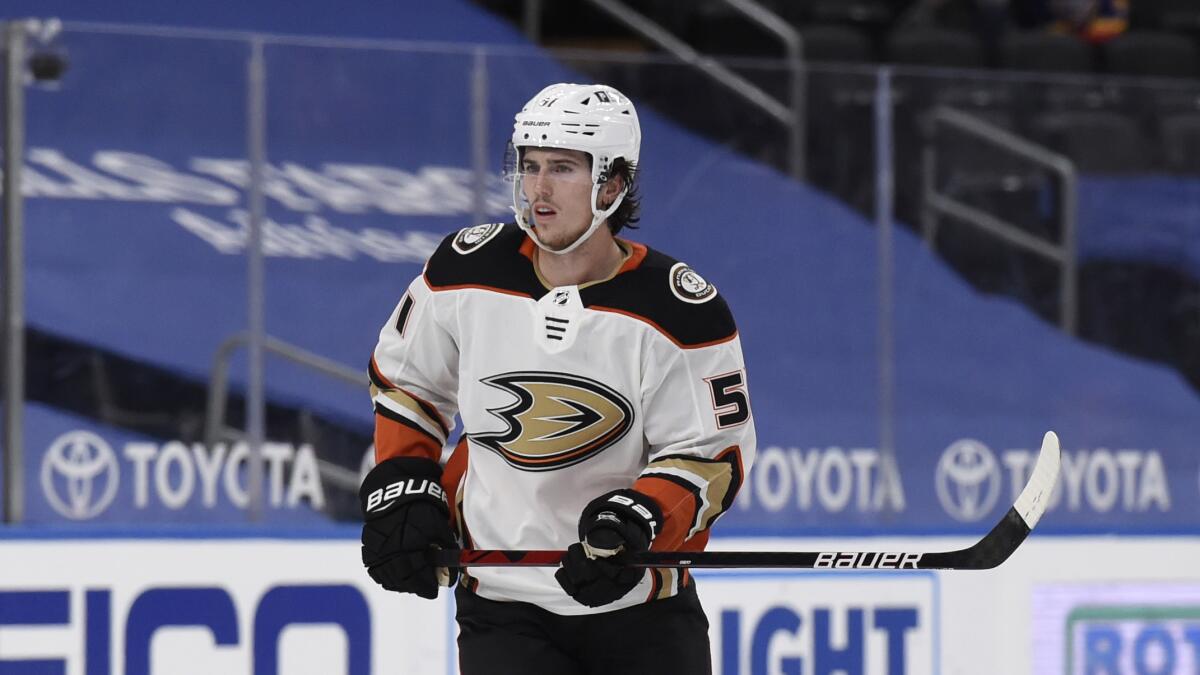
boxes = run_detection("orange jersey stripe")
[680,529,710,553]
[633,476,700,552]
[442,437,469,530]
[374,414,441,463]
[614,239,648,273]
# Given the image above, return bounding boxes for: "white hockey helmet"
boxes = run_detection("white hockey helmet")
[510,82,641,254]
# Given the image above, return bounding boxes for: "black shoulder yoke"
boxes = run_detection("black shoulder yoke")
[423,222,543,297]
[581,246,737,348]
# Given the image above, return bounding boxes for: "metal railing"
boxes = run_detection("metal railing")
[204,331,368,451]
[721,0,806,181]
[921,105,1079,335]
[203,331,371,512]
[576,0,807,180]
[2,21,28,524]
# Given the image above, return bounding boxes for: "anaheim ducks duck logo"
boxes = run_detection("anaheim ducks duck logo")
[472,372,634,472]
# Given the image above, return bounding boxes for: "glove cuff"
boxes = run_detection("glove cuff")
[579,488,663,545]
[360,456,448,520]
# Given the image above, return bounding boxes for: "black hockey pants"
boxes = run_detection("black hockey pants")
[455,583,712,674]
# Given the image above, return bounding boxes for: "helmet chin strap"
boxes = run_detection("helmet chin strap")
[512,177,627,256]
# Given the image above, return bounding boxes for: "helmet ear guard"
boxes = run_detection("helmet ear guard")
[508,83,641,255]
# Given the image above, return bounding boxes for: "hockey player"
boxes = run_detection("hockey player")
[359,82,756,673]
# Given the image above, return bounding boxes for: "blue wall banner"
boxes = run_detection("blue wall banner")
[0,6,1196,535]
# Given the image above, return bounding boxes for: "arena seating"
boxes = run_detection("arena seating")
[3,0,1195,477]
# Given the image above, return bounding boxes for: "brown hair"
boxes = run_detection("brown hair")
[603,158,640,235]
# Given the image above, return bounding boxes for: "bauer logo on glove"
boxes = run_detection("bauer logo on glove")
[364,477,448,513]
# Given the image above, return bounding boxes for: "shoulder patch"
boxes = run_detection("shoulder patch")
[669,262,717,304]
[580,246,736,348]
[452,223,504,255]
[425,223,543,298]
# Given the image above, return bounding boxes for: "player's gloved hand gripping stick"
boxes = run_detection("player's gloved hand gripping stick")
[360,457,458,598]
[554,489,662,607]
[432,431,1062,572]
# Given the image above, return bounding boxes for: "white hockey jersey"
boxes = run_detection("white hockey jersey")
[369,222,756,615]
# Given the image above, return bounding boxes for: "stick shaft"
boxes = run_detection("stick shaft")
[430,431,1058,573]
[432,510,1031,571]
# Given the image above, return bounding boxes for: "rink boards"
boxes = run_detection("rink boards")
[1,534,1197,675]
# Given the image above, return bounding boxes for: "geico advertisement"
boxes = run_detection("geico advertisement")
[0,539,449,675]
[1032,582,1200,675]
[698,571,937,675]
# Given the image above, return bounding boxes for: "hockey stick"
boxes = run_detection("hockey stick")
[430,431,1060,571]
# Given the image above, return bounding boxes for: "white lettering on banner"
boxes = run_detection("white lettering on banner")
[818,450,851,511]
[225,442,250,508]
[1000,447,1170,514]
[124,442,157,508]
[28,148,151,200]
[264,443,292,506]
[93,151,240,204]
[323,164,440,215]
[279,162,373,213]
[738,446,906,514]
[16,147,511,216]
[21,164,78,198]
[10,147,517,263]
[171,207,245,254]
[193,443,227,507]
[289,446,324,508]
[157,441,195,510]
[171,207,442,262]
[191,158,322,211]
[49,431,328,519]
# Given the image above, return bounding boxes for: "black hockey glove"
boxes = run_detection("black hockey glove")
[555,488,663,608]
[360,456,458,600]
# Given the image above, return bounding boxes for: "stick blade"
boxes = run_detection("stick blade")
[1013,430,1060,530]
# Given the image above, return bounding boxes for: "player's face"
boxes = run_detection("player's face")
[520,148,596,251]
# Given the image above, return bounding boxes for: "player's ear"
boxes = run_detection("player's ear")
[600,173,624,206]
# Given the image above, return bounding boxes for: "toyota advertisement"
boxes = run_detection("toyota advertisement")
[717,433,1192,536]
[13,403,341,524]
[8,400,1198,534]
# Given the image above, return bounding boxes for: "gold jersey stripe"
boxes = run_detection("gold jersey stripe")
[370,383,448,443]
